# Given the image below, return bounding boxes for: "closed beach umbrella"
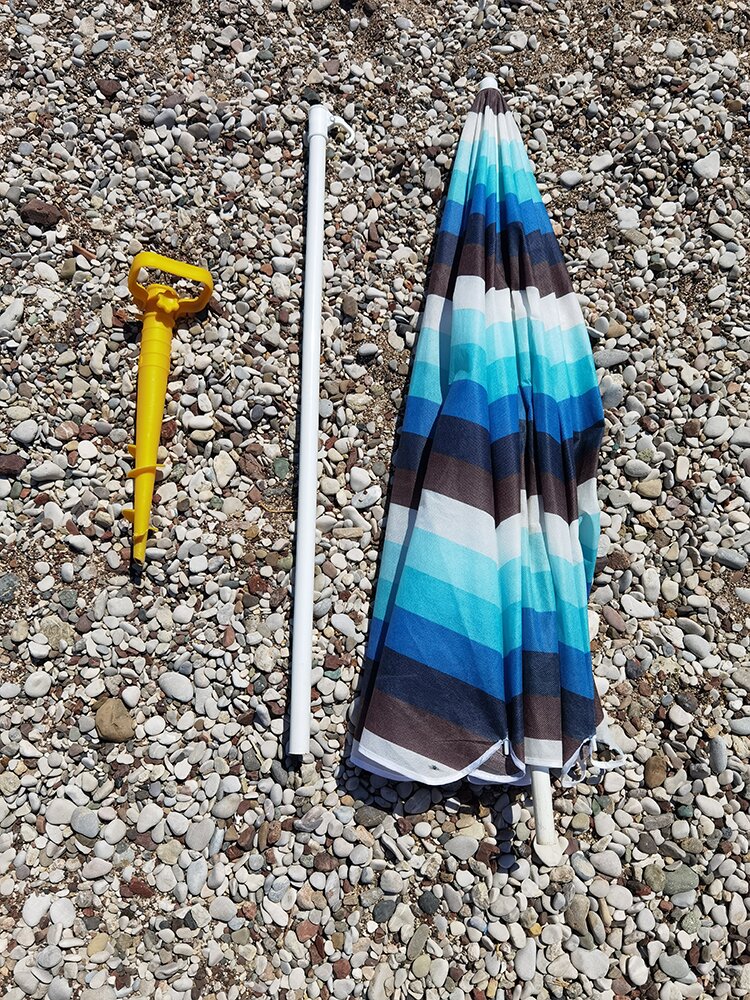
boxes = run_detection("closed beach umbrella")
[351,78,624,793]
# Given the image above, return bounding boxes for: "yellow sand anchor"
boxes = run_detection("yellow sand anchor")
[124,251,214,583]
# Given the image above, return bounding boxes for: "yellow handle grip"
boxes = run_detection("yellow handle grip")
[128,251,214,318]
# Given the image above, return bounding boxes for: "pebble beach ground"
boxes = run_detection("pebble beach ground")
[1,1,749,999]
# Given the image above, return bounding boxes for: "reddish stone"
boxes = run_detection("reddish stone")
[122,877,154,898]
[310,936,326,964]
[313,852,339,873]
[0,453,27,477]
[475,841,499,867]
[97,78,121,98]
[247,574,267,595]
[20,198,65,228]
[75,615,92,634]
[162,419,177,441]
[238,826,255,850]
[269,587,287,609]
[603,605,627,632]
[608,550,631,570]
[333,959,351,979]
[297,919,318,942]
[266,820,282,845]
[237,451,266,482]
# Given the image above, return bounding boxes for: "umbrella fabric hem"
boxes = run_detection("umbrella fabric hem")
[350,734,521,788]
[352,725,627,789]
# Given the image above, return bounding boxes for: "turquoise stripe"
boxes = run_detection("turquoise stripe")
[414,347,598,407]
[394,564,592,655]
[447,164,541,213]
[449,309,594,367]
[555,598,591,649]
[403,528,520,605]
[396,565,508,652]
[409,344,445,404]
[447,144,542,204]
[528,559,588,607]
[450,140,539,199]
[578,511,599,591]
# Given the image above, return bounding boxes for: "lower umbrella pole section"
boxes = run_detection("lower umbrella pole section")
[529,766,556,846]
[289,106,332,757]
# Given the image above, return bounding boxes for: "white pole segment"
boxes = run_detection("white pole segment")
[480,74,499,91]
[529,766,556,846]
[289,105,331,756]
[289,106,353,756]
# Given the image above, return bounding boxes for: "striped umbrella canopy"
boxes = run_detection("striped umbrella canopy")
[351,81,624,788]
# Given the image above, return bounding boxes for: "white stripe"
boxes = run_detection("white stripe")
[449,280,586,334]
[418,492,520,565]
[353,733,572,787]
[523,737,564,766]
[421,294,453,337]
[462,108,524,147]
[577,477,599,518]
[380,503,417,550]
[384,492,591,568]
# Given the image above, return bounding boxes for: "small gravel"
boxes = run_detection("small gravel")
[1,1,748,997]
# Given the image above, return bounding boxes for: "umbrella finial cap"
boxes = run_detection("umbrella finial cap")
[480,75,499,91]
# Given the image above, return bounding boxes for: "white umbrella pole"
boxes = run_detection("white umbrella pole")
[289,105,353,757]
[529,766,556,846]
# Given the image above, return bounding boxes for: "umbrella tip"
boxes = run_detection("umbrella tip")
[480,75,499,91]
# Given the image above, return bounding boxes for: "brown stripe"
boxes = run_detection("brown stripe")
[423,452,496,514]
[393,455,587,528]
[428,250,573,304]
[477,89,509,115]
[523,693,564,742]
[475,748,524,778]
[362,689,493,772]
[391,465,422,510]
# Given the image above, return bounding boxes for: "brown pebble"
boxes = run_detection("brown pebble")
[644,755,667,789]
[95,698,134,742]
[20,197,65,228]
[313,852,339,873]
[97,78,121,99]
[0,453,27,477]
